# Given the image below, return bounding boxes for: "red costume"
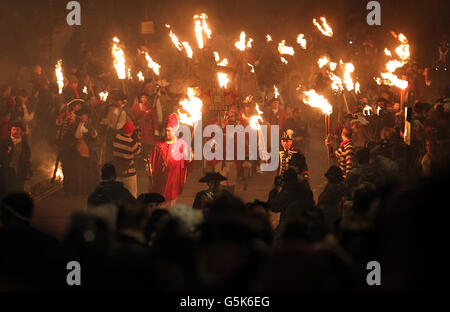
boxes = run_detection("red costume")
[131,101,158,148]
[151,113,192,201]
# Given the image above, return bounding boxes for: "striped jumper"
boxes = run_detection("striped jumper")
[335,139,355,179]
[113,133,142,177]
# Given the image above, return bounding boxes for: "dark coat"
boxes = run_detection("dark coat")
[317,182,346,228]
[0,137,32,195]
[87,180,135,207]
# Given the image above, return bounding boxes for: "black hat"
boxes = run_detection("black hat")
[198,172,227,183]
[281,129,294,140]
[324,166,343,183]
[137,193,165,204]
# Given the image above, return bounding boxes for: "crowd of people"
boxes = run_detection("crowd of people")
[0,22,449,291]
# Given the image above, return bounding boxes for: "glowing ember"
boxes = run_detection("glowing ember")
[274,85,280,98]
[178,88,203,126]
[217,72,229,88]
[250,104,264,130]
[248,63,255,73]
[142,51,161,75]
[181,42,193,59]
[112,37,126,80]
[296,34,307,49]
[302,89,332,115]
[280,57,288,64]
[318,56,330,68]
[235,32,253,51]
[312,17,333,37]
[363,105,373,116]
[55,59,64,94]
[343,62,355,91]
[137,71,145,81]
[278,40,295,55]
[266,34,273,42]
[99,91,109,102]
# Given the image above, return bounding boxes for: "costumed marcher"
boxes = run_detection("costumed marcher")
[192,172,232,215]
[112,121,142,198]
[0,123,32,195]
[151,113,193,208]
[326,127,355,179]
[278,129,298,177]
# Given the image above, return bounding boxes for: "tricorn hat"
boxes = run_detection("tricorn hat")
[198,172,227,183]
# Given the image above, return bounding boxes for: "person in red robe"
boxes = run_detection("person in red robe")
[151,113,193,208]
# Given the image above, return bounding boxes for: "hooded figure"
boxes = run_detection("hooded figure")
[151,113,193,208]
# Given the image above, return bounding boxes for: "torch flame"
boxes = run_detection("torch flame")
[318,56,330,68]
[112,37,126,80]
[355,81,360,94]
[363,105,373,116]
[329,73,343,93]
[343,62,355,91]
[384,48,392,57]
[250,104,263,130]
[329,62,337,71]
[217,72,229,88]
[266,34,273,42]
[137,72,145,81]
[274,85,280,98]
[392,32,410,62]
[83,86,88,95]
[296,34,307,49]
[312,17,333,37]
[235,32,253,51]
[56,167,64,180]
[248,63,255,73]
[278,40,295,55]
[142,51,161,75]
[213,51,220,62]
[280,57,288,64]
[169,30,183,51]
[178,88,203,126]
[99,91,109,102]
[378,72,408,89]
[194,13,212,49]
[55,59,64,94]
[303,89,332,115]
[181,42,193,58]
[386,60,404,73]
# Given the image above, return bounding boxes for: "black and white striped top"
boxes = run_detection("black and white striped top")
[113,133,142,177]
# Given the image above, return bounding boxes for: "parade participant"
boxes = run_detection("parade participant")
[278,129,297,177]
[326,127,355,179]
[317,165,345,230]
[283,108,308,153]
[192,172,232,213]
[0,123,32,194]
[63,75,80,102]
[112,122,142,198]
[265,97,287,132]
[131,92,159,156]
[151,113,193,209]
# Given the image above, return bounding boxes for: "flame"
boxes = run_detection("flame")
[82,86,88,94]
[355,81,360,94]
[56,167,64,180]
[235,32,253,51]
[312,17,333,37]
[302,89,332,115]
[213,51,220,62]
[363,105,373,116]
[378,72,408,89]
[127,68,132,80]
[112,37,126,80]
[178,88,203,126]
[329,73,343,93]
[296,34,307,49]
[181,42,193,58]
[329,62,337,71]
[248,63,255,73]
[274,85,280,98]
[217,72,229,88]
[194,13,212,49]
[250,104,263,130]
[278,40,295,55]
[266,34,273,42]
[280,57,288,64]
[142,51,161,75]
[343,62,355,91]
[55,59,64,94]
[213,51,227,66]
[392,32,410,62]
[377,106,381,115]
[137,71,145,81]
[386,60,404,73]
[318,56,330,68]
[384,48,392,57]
[168,30,183,51]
